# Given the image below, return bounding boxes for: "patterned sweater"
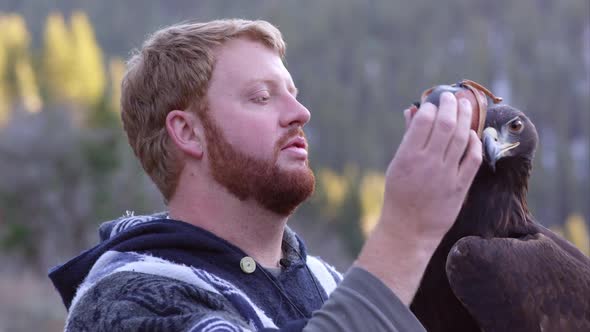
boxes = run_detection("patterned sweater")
[49,213,344,331]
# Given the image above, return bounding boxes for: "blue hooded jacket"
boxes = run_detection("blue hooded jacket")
[49,212,342,331]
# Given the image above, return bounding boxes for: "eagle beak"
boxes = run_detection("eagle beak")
[482,127,520,172]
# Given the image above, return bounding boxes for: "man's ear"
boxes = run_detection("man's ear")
[165,110,204,159]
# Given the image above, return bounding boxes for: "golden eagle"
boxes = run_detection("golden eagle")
[410,104,590,332]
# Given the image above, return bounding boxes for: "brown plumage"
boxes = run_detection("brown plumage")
[410,104,590,332]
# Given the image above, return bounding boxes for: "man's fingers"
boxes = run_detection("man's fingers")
[458,130,483,182]
[404,108,411,130]
[399,102,436,151]
[444,98,472,163]
[426,92,458,155]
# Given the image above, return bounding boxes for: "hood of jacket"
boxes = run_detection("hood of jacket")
[48,212,311,310]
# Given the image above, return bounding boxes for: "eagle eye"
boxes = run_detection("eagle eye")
[508,119,524,133]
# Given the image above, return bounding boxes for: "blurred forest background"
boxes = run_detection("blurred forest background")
[0,0,588,330]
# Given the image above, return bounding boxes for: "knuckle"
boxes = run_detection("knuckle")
[454,133,468,147]
[476,138,483,148]
[454,182,468,194]
[473,142,483,157]
[414,111,435,127]
[469,150,483,165]
[438,118,456,132]
[475,153,483,164]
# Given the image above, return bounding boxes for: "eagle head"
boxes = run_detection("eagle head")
[482,105,538,172]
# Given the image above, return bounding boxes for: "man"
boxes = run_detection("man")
[49,19,481,331]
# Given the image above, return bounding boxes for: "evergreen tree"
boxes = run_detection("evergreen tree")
[15,58,42,113]
[0,20,8,125]
[0,13,41,123]
[42,12,74,104]
[69,11,105,108]
[43,11,106,108]
[359,171,385,236]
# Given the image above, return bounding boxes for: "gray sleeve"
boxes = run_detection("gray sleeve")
[67,268,425,332]
[303,267,426,332]
[65,271,253,332]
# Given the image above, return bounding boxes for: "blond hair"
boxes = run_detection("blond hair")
[121,19,286,201]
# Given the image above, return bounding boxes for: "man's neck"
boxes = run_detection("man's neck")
[168,174,288,268]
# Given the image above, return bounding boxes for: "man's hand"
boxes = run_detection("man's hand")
[383,91,481,242]
[355,92,482,305]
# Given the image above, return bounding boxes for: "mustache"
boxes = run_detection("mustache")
[276,127,306,153]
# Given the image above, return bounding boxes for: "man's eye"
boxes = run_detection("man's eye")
[252,93,270,104]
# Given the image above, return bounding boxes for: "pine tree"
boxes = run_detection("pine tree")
[0,13,41,124]
[317,168,350,219]
[69,11,105,107]
[359,171,385,236]
[42,12,74,104]
[0,20,9,125]
[15,58,42,113]
[42,11,106,108]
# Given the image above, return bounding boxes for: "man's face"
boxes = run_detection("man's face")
[202,37,314,216]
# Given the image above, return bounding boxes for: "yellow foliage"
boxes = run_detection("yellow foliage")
[0,13,40,120]
[318,168,350,219]
[0,32,8,125]
[69,11,105,107]
[43,11,106,107]
[43,12,74,102]
[109,57,126,112]
[15,58,42,113]
[0,13,30,52]
[0,29,5,71]
[565,214,590,256]
[359,171,385,236]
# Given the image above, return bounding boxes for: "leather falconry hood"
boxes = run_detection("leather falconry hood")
[411,79,503,138]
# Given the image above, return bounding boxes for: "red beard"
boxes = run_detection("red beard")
[202,113,315,216]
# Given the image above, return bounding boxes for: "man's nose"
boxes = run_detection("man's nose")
[280,96,311,128]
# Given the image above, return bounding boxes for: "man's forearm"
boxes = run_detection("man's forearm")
[357,94,481,305]
[303,267,426,332]
[354,221,439,306]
